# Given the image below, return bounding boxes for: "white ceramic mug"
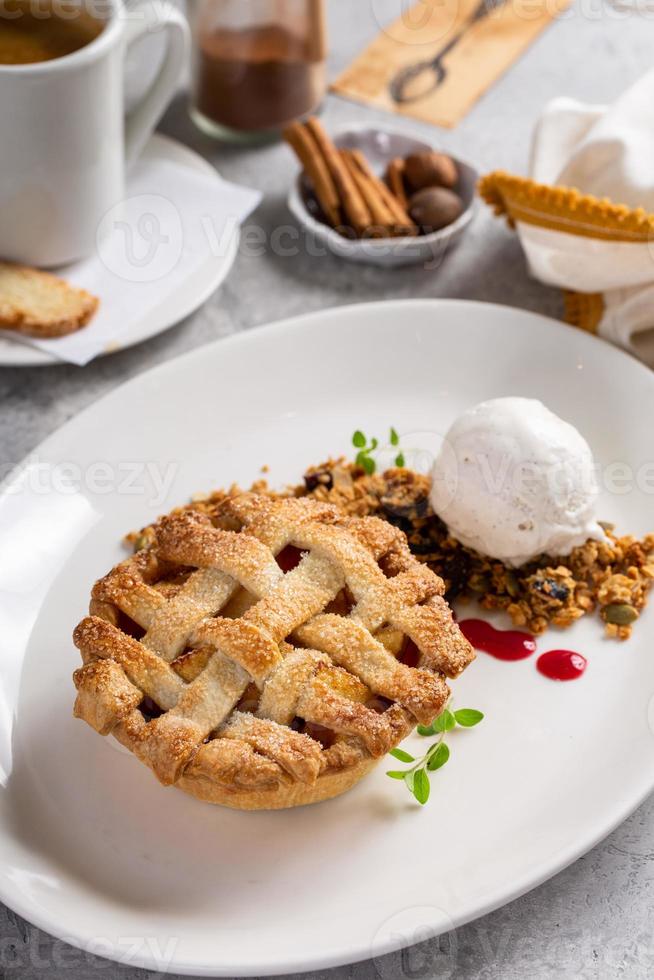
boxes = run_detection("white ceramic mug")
[0,0,189,266]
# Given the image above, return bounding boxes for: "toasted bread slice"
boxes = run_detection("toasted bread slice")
[0,262,99,338]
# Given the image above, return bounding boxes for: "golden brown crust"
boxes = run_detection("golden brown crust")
[73,493,473,809]
[177,755,379,810]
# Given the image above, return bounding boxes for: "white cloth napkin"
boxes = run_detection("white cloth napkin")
[482,68,654,367]
[3,157,261,366]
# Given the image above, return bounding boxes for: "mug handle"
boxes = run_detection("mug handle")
[122,1,189,167]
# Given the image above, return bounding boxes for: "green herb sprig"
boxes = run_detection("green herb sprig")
[352,430,378,474]
[389,427,405,467]
[386,705,484,805]
[352,427,405,474]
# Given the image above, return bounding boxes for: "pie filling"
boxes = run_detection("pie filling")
[275,545,303,573]
[139,695,164,720]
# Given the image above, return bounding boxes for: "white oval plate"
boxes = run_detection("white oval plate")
[0,134,239,367]
[2,300,654,976]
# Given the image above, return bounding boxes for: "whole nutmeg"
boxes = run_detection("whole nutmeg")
[404,151,458,191]
[409,187,464,232]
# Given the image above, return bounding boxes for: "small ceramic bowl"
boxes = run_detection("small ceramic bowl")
[287,124,478,268]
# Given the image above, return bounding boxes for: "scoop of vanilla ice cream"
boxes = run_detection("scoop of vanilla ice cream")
[430,397,605,567]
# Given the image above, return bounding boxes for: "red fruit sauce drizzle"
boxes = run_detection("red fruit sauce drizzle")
[536,650,587,681]
[459,618,587,680]
[458,619,537,661]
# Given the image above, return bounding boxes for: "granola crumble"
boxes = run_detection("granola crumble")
[127,460,654,641]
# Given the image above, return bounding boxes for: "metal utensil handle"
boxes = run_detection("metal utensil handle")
[389,55,447,104]
[389,0,507,105]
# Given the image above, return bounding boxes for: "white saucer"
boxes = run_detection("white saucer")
[0,134,239,368]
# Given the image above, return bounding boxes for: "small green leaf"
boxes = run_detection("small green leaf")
[390,747,415,763]
[404,769,416,793]
[417,723,436,737]
[390,427,399,446]
[427,742,450,771]
[454,708,484,728]
[361,455,376,475]
[395,452,405,468]
[355,449,367,466]
[413,768,430,805]
[369,437,378,451]
[434,709,456,733]
[352,430,366,448]
[386,770,407,780]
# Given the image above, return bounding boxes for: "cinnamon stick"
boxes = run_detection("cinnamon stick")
[340,150,395,236]
[283,121,341,227]
[386,158,409,210]
[348,149,418,237]
[305,117,372,235]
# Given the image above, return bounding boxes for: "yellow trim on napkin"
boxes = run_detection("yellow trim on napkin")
[563,290,604,334]
[479,171,654,242]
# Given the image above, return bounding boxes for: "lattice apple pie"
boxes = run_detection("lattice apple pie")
[73,494,474,809]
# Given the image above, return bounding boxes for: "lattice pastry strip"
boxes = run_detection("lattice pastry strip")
[295,615,448,724]
[221,712,322,783]
[256,648,327,724]
[73,493,474,809]
[143,525,285,660]
[75,617,184,710]
[91,552,168,629]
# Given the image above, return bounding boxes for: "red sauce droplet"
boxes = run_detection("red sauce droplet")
[536,649,587,681]
[459,618,537,661]
[276,545,303,572]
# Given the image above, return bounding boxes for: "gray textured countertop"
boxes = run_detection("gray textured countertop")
[2,1,654,977]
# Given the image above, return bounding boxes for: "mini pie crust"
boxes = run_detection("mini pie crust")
[73,493,473,810]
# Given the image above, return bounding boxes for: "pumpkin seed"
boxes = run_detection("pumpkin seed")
[602,602,638,625]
